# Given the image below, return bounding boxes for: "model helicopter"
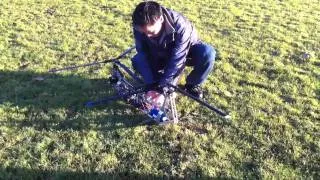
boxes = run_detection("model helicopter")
[49,46,230,124]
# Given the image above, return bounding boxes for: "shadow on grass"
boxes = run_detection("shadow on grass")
[0,166,170,180]
[1,70,317,178]
[0,70,146,131]
[0,165,235,179]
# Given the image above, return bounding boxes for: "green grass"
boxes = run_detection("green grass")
[0,0,319,179]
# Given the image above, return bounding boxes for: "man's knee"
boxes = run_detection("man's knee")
[188,43,216,66]
[203,45,216,65]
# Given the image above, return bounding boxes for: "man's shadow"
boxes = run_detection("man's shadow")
[0,70,146,131]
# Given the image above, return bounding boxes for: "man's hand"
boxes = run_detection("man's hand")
[162,86,174,94]
[145,90,165,107]
[145,82,163,92]
[145,82,174,94]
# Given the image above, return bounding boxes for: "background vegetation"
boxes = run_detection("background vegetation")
[0,0,319,179]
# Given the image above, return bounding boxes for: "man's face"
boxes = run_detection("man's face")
[135,16,164,38]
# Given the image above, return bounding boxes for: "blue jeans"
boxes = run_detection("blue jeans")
[131,42,216,86]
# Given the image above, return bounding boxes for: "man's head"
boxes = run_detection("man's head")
[132,1,164,38]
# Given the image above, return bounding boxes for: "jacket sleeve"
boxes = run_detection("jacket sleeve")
[159,21,192,85]
[133,29,148,54]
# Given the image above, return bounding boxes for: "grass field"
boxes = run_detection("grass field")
[0,0,319,179]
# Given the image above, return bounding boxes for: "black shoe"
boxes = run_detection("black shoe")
[185,84,203,99]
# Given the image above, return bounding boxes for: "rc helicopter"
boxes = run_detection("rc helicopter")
[49,46,230,124]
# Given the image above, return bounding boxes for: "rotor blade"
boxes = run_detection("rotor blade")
[48,61,104,73]
[112,46,136,61]
[167,84,231,119]
[49,46,136,73]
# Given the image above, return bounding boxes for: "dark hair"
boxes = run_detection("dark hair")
[132,1,162,27]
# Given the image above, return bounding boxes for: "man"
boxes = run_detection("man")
[131,1,216,98]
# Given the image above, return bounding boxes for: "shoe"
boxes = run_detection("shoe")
[184,84,203,99]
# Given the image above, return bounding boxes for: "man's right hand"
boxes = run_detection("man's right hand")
[145,82,162,92]
[145,90,165,107]
[145,82,175,94]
